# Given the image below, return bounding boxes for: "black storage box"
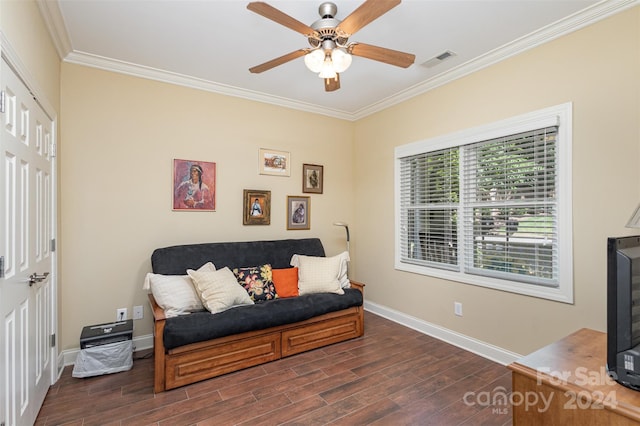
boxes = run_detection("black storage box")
[80,320,133,349]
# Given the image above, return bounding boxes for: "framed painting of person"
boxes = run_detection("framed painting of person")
[243,189,271,225]
[173,159,216,211]
[287,196,310,230]
[302,163,323,194]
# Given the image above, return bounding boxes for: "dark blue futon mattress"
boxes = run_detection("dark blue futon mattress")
[163,288,362,350]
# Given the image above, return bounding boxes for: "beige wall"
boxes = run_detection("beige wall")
[7,1,639,357]
[59,64,355,349]
[1,0,60,110]
[353,7,640,355]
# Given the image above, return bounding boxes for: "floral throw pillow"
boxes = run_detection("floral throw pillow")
[233,264,278,302]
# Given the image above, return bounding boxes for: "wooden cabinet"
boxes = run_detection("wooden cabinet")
[508,328,640,424]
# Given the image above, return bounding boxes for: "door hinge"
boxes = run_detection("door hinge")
[51,238,56,252]
[50,334,56,347]
[0,256,4,279]
[0,90,5,114]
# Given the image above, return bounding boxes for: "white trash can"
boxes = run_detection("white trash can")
[72,340,133,378]
[72,320,134,378]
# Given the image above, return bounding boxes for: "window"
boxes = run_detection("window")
[395,103,573,303]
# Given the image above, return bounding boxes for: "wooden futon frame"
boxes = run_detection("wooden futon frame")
[149,282,364,392]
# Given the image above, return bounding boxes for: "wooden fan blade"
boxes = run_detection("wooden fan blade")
[324,74,340,92]
[249,49,308,73]
[349,42,415,68]
[247,2,318,37]
[336,0,401,37]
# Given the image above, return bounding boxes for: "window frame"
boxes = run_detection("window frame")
[394,103,573,303]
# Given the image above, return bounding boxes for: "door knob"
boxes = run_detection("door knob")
[28,272,50,286]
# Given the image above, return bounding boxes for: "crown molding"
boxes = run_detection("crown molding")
[40,0,638,121]
[63,50,355,121]
[352,0,639,120]
[36,0,72,60]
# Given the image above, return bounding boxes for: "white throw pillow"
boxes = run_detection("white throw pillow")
[335,251,350,289]
[291,253,346,295]
[291,251,350,290]
[143,262,215,318]
[187,267,254,314]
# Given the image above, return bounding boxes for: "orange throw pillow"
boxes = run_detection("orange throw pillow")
[272,267,299,298]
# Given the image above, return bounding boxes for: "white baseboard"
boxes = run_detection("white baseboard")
[60,308,520,368]
[56,352,65,380]
[61,334,154,366]
[364,301,522,366]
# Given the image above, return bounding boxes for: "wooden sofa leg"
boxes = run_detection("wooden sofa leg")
[153,315,166,393]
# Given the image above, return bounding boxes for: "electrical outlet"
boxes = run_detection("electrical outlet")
[116,308,127,321]
[454,302,463,317]
[133,305,143,320]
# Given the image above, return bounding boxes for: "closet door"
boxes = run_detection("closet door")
[0,56,55,426]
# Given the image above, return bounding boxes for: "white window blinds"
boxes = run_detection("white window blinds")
[396,103,572,303]
[399,148,459,270]
[398,127,558,286]
[461,126,558,286]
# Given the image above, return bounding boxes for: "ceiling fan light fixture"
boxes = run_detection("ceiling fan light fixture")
[318,56,337,79]
[304,48,325,73]
[331,48,352,73]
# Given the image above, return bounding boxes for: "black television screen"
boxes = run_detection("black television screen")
[607,235,640,390]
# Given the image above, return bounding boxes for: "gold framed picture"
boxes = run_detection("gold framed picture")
[259,148,290,176]
[243,189,271,225]
[302,163,323,194]
[287,195,310,230]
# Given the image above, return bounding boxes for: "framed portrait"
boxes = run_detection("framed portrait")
[287,196,310,230]
[173,159,216,211]
[259,148,290,176]
[302,163,323,194]
[243,189,271,225]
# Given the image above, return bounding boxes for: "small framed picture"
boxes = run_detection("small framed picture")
[302,164,323,194]
[173,159,216,211]
[259,148,290,176]
[287,196,310,230]
[243,190,271,225]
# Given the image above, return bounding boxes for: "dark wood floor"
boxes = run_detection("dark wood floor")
[35,311,513,425]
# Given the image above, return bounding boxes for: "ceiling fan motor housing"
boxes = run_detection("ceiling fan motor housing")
[319,2,337,18]
[308,2,349,49]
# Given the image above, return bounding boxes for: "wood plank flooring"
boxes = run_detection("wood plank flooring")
[35,312,513,425]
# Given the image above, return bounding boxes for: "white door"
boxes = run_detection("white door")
[0,57,56,426]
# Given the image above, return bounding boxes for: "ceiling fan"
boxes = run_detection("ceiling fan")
[247,0,415,92]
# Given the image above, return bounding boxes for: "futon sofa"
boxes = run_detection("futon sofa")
[148,238,364,392]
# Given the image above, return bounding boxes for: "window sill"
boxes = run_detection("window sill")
[395,260,574,304]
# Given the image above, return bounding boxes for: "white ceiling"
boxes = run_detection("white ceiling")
[39,0,630,120]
